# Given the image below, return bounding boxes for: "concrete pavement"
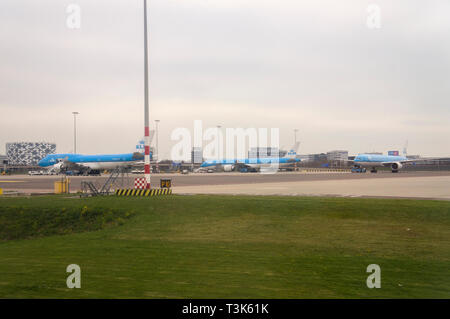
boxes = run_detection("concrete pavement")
[173,175,450,200]
[1,171,449,200]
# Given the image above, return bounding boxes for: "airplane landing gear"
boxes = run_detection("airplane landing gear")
[370,167,377,173]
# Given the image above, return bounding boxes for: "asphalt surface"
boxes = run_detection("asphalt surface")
[1,171,450,200]
[175,174,450,200]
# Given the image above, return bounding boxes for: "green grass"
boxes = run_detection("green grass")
[0,195,449,298]
[0,204,135,241]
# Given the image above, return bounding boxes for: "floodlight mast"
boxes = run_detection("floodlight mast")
[143,0,151,189]
[72,112,79,154]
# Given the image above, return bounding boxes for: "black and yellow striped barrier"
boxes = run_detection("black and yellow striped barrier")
[302,169,351,173]
[115,188,172,196]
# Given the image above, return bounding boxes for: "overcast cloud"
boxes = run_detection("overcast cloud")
[1,0,449,158]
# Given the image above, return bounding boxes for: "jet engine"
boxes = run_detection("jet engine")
[53,162,64,172]
[223,165,234,172]
[391,162,403,172]
[54,160,85,174]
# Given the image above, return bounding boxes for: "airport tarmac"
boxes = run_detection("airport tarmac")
[175,175,450,200]
[1,171,449,200]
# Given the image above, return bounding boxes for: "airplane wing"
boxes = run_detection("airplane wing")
[60,160,87,172]
[381,157,450,167]
[51,156,88,173]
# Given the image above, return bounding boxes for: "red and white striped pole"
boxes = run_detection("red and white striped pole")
[143,0,151,189]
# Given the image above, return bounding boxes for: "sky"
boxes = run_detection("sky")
[1,0,449,158]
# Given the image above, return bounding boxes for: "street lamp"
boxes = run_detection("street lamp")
[154,119,160,162]
[72,112,79,153]
[293,128,299,171]
[217,125,222,160]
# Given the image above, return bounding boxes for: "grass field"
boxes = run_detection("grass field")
[0,195,449,298]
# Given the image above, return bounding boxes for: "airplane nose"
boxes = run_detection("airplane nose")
[38,158,47,166]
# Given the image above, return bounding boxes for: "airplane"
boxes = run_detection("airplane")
[352,153,446,173]
[38,152,144,175]
[353,153,411,173]
[200,143,300,172]
[38,138,155,175]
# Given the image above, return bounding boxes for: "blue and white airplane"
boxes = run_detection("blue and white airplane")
[38,152,144,174]
[352,153,446,173]
[353,153,410,173]
[200,144,300,172]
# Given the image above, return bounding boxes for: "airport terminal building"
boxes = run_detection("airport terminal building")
[191,147,203,164]
[6,142,56,166]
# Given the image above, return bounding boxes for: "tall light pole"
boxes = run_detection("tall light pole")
[293,128,299,171]
[143,0,151,188]
[154,119,160,173]
[154,120,160,161]
[217,125,222,160]
[72,112,79,153]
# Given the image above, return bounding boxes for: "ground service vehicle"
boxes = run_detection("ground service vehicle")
[351,167,367,173]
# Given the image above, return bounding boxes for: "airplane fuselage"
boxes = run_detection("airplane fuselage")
[353,154,407,168]
[38,153,140,171]
[200,157,300,169]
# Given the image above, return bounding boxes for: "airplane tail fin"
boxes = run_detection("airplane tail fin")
[136,140,145,154]
[284,142,300,159]
[136,131,155,153]
[403,140,408,157]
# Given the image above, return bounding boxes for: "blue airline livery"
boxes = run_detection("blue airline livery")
[353,153,416,172]
[200,143,300,172]
[39,152,143,172]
